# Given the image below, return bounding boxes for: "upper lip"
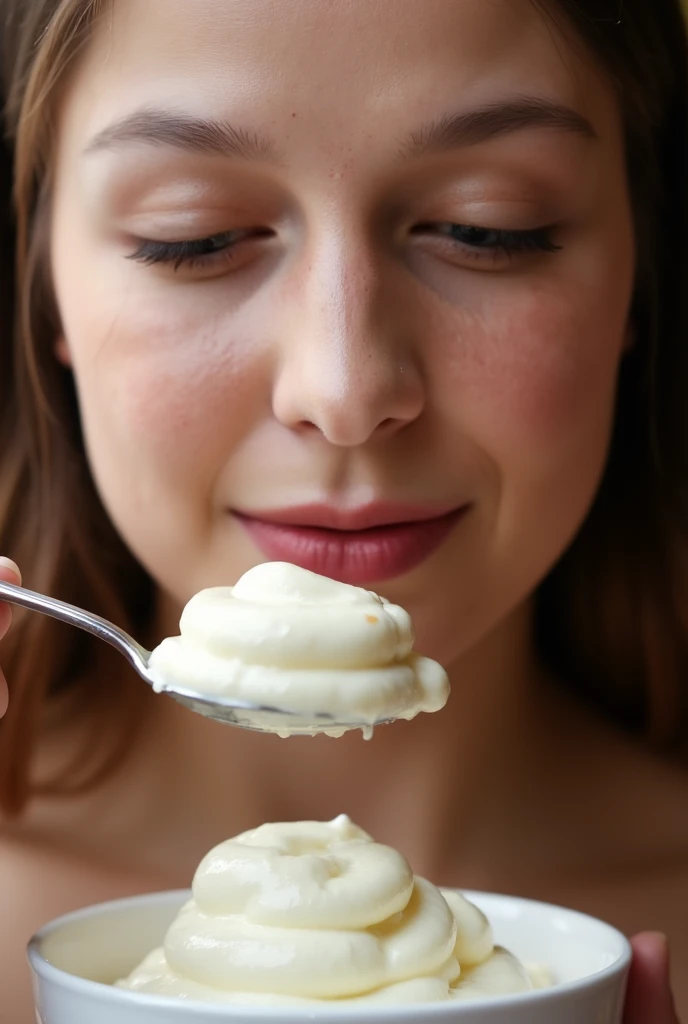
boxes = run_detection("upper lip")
[233,501,466,532]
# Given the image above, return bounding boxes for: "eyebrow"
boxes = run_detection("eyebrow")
[84,97,596,164]
[404,98,597,157]
[84,108,278,161]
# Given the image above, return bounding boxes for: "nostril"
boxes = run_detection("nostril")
[377,417,398,434]
[296,419,320,433]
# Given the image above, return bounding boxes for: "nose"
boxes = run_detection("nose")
[271,232,425,447]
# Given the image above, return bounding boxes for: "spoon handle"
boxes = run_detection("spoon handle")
[0,579,151,678]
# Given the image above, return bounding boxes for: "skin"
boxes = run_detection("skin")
[0,559,13,718]
[0,0,685,1019]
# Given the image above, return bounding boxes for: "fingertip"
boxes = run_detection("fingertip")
[0,557,19,640]
[0,557,21,584]
[631,932,669,967]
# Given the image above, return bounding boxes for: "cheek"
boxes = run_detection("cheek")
[406,279,632,662]
[434,280,628,482]
[59,282,267,490]
[50,201,271,492]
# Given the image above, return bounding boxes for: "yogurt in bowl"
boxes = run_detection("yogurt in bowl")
[117,815,543,1004]
[29,816,631,1024]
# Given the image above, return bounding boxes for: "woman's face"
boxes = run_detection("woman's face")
[51,0,634,664]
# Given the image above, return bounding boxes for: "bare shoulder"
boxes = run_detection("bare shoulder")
[0,829,150,1024]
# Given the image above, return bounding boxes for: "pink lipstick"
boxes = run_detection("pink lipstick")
[232,502,467,585]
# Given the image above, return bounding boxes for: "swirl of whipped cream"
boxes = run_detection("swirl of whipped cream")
[119,816,541,1004]
[148,562,449,731]
[192,816,414,929]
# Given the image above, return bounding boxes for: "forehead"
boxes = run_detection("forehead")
[64,0,620,153]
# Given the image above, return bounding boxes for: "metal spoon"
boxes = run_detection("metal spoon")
[0,579,384,734]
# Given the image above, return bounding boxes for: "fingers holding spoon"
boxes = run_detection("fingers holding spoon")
[0,557,21,719]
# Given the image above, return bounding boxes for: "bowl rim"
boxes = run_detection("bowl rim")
[27,888,633,1019]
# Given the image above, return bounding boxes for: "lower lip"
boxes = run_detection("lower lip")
[233,508,467,585]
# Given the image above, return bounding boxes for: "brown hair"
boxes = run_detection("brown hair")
[0,0,686,816]
[0,0,153,814]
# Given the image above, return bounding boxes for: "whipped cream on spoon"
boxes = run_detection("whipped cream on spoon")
[0,563,449,735]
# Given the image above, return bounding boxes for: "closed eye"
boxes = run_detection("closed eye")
[413,222,561,257]
[127,228,272,270]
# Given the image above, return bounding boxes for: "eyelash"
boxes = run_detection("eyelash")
[127,223,560,271]
[417,222,561,257]
[127,229,255,270]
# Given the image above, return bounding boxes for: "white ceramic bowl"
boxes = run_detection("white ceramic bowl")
[28,889,631,1024]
